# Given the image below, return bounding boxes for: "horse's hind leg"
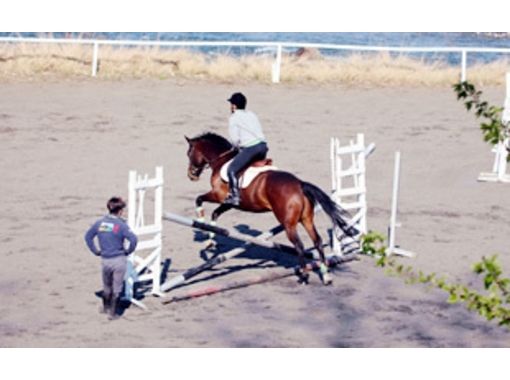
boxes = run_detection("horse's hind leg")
[301,205,333,285]
[284,224,309,284]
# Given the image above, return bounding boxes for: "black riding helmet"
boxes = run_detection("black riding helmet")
[227,92,247,109]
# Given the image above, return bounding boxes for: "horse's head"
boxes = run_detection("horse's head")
[185,136,207,181]
[185,133,233,181]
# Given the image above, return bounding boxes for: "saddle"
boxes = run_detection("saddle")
[219,158,277,188]
[251,158,273,167]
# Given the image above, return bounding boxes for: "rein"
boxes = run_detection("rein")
[188,147,237,180]
[204,148,237,169]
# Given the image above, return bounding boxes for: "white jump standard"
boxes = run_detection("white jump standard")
[330,133,375,256]
[330,134,414,258]
[124,166,164,309]
[478,71,510,183]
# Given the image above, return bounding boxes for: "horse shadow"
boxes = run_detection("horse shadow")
[166,223,351,290]
[196,223,297,267]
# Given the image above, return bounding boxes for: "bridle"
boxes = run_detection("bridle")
[188,147,237,180]
[187,162,203,181]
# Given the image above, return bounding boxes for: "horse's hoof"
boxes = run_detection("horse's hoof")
[296,270,309,285]
[319,263,332,285]
[202,239,216,250]
[321,272,333,286]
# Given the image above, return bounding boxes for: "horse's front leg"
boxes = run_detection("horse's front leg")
[202,202,235,248]
[194,191,233,248]
[195,191,220,221]
[193,191,218,247]
[211,203,234,222]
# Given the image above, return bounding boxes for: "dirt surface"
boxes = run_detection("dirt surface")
[1,79,509,347]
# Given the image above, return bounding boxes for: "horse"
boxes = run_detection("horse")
[184,132,358,285]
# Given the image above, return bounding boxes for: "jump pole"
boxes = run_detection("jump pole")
[164,212,301,256]
[162,269,295,304]
[163,212,357,263]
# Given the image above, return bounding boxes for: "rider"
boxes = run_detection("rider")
[224,92,268,206]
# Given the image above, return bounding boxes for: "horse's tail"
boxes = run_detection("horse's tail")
[301,181,359,238]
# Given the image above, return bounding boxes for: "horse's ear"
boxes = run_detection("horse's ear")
[184,135,191,143]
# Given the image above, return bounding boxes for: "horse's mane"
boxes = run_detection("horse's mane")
[193,132,232,151]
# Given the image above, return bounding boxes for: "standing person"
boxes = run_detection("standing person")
[84,197,138,320]
[224,92,269,206]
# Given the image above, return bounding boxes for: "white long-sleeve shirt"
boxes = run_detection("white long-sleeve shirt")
[228,110,266,148]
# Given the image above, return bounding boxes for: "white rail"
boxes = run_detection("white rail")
[2,36,510,82]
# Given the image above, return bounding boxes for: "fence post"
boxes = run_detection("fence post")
[387,151,414,257]
[461,50,467,82]
[388,151,401,253]
[91,42,99,77]
[272,44,282,83]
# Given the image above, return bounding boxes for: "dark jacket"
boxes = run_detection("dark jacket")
[84,214,138,259]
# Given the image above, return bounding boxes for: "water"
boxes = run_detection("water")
[4,32,510,47]
[2,32,510,65]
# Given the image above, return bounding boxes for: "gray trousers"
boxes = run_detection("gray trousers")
[101,255,127,298]
[228,142,268,179]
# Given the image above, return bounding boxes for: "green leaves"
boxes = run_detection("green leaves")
[361,231,386,256]
[453,80,508,149]
[361,232,510,328]
[360,231,389,267]
[453,81,476,99]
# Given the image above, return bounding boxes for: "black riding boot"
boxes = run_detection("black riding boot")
[101,293,111,314]
[108,295,121,320]
[224,173,240,206]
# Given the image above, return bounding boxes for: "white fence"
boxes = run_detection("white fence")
[2,36,510,82]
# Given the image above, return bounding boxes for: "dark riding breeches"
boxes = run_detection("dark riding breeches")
[227,142,269,185]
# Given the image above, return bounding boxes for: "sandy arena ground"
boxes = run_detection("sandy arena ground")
[1,78,510,347]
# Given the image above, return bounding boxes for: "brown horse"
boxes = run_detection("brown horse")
[185,132,358,284]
